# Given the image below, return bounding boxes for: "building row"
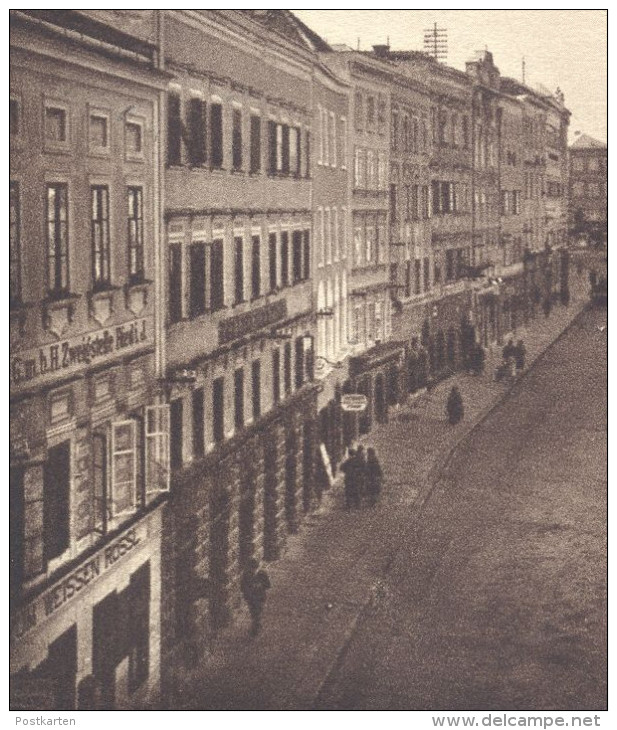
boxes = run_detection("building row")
[9,9,571,709]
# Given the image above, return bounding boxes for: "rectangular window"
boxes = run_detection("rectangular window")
[411,185,419,221]
[210,103,223,169]
[126,121,143,157]
[234,236,244,304]
[168,243,182,323]
[366,96,375,130]
[210,239,224,311]
[390,184,397,221]
[303,230,311,281]
[189,242,206,318]
[280,231,289,287]
[290,126,299,174]
[341,117,347,168]
[92,433,107,535]
[304,130,311,177]
[169,399,183,471]
[282,125,290,174]
[127,187,144,284]
[355,92,364,131]
[212,377,224,443]
[284,341,292,395]
[423,257,430,292]
[323,109,329,165]
[294,336,304,389]
[251,235,261,299]
[378,96,386,134]
[167,92,181,166]
[268,120,277,174]
[422,185,429,219]
[91,185,110,290]
[250,115,261,174]
[234,368,244,430]
[187,97,206,166]
[269,232,277,291]
[46,183,69,296]
[251,360,261,420]
[292,230,302,284]
[414,259,421,295]
[432,180,441,215]
[392,111,399,151]
[232,108,242,170]
[89,114,108,150]
[329,113,336,167]
[10,181,20,304]
[405,260,411,298]
[43,441,71,562]
[45,106,67,143]
[446,249,455,281]
[145,404,170,496]
[110,421,137,517]
[272,349,281,404]
[192,388,204,458]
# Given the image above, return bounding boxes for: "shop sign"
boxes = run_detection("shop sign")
[219,300,287,345]
[10,318,150,393]
[11,521,148,642]
[341,394,368,412]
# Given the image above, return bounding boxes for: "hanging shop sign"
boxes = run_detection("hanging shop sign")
[341,394,368,412]
[10,318,151,393]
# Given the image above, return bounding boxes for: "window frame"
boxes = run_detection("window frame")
[128,186,145,285]
[91,185,111,291]
[88,107,111,157]
[44,98,70,153]
[46,182,70,297]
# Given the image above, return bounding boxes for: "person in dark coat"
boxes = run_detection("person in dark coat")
[514,340,526,372]
[355,445,367,501]
[241,558,271,637]
[341,448,360,509]
[446,386,464,425]
[366,448,383,507]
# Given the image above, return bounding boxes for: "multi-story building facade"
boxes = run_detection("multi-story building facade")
[321,49,404,438]
[10,10,169,710]
[569,133,607,244]
[158,10,321,668]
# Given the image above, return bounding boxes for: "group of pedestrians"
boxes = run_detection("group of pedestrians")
[499,338,526,379]
[341,444,383,509]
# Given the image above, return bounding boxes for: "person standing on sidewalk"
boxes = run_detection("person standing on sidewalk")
[446,385,464,425]
[366,447,383,507]
[241,558,271,637]
[341,448,360,509]
[356,445,368,503]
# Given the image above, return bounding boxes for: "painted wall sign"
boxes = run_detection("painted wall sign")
[10,318,150,392]
[11,521,148,642]
[219,300,287,345]
[341,394,368,412]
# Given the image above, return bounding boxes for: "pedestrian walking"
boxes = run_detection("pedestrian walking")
[341,448,360,509]
[241,558,271,637]
[446,385,464,425]
[514,340,526,373]
[366,447,383,507]
[502,339,516,377]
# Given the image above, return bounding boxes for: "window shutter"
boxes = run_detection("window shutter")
[110,420,137,517]
[268,121,277,174]
[145,405,170,494]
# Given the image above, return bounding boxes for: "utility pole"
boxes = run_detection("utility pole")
[423,22,448,63]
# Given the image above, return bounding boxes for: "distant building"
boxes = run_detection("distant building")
[569,134,607,243]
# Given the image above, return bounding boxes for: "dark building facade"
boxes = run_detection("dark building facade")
[10,10,169,710]
[569,133,607,244]
[157,11,321,675]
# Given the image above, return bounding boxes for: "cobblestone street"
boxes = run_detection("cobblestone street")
[172,267,606,711]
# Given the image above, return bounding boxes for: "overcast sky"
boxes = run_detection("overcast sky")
[294,10,607,143]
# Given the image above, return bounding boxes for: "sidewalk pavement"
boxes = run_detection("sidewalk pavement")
[170,288,590,711]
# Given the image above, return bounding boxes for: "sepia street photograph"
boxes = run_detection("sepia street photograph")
[9,8,607,719]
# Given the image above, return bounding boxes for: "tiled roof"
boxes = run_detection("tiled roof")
[240,10,331,52]
[570,133,607,150]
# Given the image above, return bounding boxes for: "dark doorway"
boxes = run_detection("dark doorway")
[375,374,387,424]
[238,454,256,573]
[93,591,118,709]
[263,439,278,561]
[285,430,298,533]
